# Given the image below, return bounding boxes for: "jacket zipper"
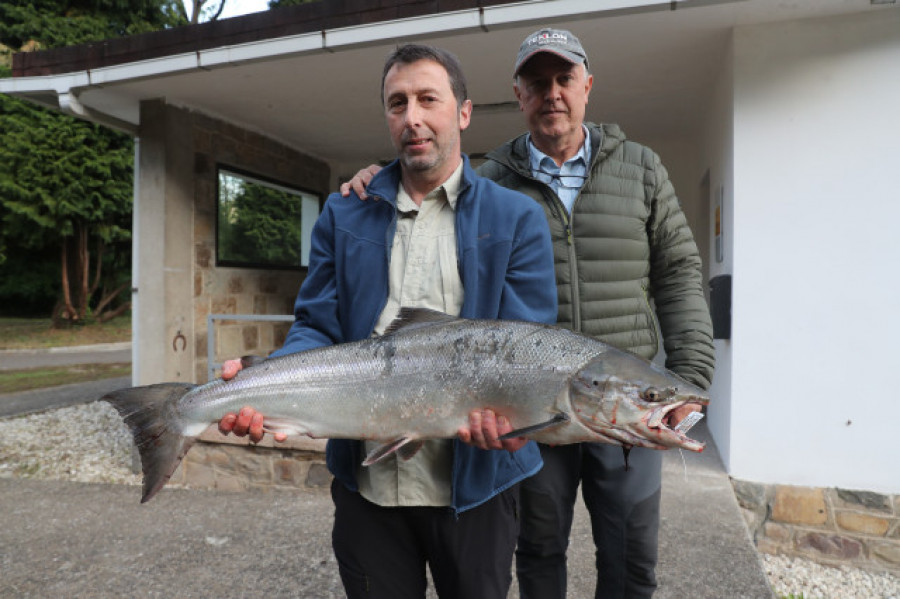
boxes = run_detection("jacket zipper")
[536,181,581,332]
[641,282,660,352]
[369,194,394,334]
[565,199,581,332]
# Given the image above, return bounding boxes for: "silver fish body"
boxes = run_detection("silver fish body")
[104,308,709,503]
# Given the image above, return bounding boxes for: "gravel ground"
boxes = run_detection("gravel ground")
[0,400,139,485]
[763,554,898,598]
[1,401,898,598]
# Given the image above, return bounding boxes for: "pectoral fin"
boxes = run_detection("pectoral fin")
[261,417,309,438]
[396,440,425,461]
[362,437,424,466]
[498,413,570,440]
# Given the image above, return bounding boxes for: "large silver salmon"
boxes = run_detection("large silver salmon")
[104,308,709,503]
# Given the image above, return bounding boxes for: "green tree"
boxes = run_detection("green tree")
[0,0,185,322]
[0,0,186,49]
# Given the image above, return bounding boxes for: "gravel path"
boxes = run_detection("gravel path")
[763,554,899,599]
[1,401,898,598]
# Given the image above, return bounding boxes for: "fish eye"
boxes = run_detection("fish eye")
[642,387,662,402]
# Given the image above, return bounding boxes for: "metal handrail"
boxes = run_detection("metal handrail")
[206,313,294,381]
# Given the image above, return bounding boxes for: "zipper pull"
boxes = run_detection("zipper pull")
[565,221,573,245]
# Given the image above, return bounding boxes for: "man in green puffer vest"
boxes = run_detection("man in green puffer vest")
[342,28,715,599]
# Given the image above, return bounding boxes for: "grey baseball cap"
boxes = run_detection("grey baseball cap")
[514,28,589,76]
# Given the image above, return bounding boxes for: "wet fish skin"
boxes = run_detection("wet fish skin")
[103,308,709,503]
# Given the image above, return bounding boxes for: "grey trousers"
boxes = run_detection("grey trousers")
[516,443,663,599]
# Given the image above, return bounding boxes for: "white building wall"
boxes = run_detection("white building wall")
[730,9,900,494]
[698,33,735,471]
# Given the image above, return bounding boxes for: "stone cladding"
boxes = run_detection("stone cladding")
[733,479,900,575]
[170,428,332,494]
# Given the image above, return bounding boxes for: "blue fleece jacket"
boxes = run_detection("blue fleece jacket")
[270,155,557,513]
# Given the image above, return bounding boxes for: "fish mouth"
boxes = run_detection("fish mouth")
[646,402,706,452]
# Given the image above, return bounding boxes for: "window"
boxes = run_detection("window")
[216,166,321,269]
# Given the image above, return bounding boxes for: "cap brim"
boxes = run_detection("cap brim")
[515,48,585,75]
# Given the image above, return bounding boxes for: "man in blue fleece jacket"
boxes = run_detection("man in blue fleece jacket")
[218,44,557,599]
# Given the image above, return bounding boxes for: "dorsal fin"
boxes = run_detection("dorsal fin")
[240,355,267,369]
[382,307,461,336]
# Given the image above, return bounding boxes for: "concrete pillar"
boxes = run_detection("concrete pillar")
[134,99,196,384]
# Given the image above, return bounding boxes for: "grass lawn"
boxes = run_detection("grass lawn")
[0,315,131,350]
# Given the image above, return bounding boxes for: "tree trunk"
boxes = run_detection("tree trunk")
[90,238,105,299]
[56,223,129,326]
[78,224,89,320]
[94,282,129,320]
[58,241,78,325]
[97,300,131,323]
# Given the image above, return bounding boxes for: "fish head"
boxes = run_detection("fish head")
[568,349,710,452]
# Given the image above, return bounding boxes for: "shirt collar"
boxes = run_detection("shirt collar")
[527,125,591,173]
[396,160,464,213]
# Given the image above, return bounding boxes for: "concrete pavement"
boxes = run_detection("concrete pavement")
[0,342,131,371]
[0,419,774,598]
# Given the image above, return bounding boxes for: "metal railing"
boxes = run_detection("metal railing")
[206,313,294,381]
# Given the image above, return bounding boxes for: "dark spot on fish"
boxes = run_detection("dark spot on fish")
[374,340,396,377]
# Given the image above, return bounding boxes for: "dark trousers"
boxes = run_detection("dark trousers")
[516,443,662,599]
[331,479,519,599]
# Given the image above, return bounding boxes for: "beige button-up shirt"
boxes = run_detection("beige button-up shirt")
[357,162,465,507]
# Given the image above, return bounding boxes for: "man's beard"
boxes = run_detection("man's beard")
[400,152,440,172]
[397,123,458,175]
[399,139,450,174]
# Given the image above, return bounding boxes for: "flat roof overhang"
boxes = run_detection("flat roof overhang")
[1,0,890,164]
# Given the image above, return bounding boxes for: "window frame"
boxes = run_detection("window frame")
[214,164,323,271]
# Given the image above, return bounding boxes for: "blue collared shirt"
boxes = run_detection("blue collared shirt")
[527,126,591,214]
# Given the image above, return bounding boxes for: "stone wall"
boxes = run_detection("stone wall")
[733,479,900,574]
[170,428,331,494]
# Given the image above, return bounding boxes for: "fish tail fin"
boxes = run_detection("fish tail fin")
[103,383,198,503]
